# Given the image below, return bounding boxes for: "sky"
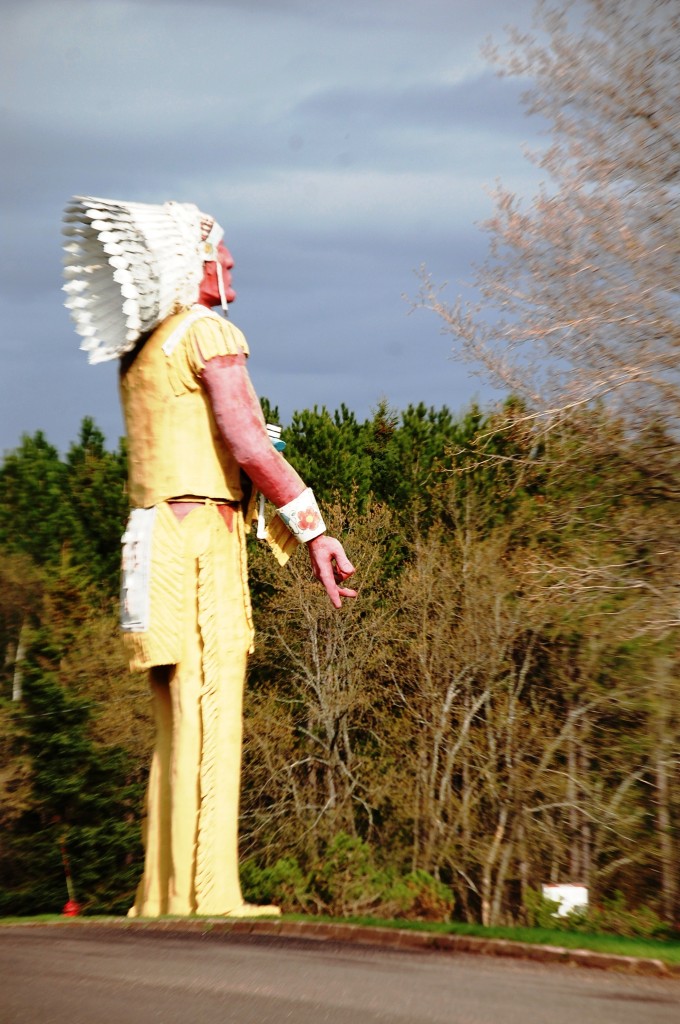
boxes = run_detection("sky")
[1,0,547,455]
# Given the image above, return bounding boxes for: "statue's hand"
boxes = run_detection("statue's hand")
[307,535,357,608]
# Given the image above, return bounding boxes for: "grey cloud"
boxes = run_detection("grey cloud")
[294,72,538,137]
[125,0,536,36]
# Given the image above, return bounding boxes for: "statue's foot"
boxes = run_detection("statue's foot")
[127,900,281,919]
[221,903,281,918]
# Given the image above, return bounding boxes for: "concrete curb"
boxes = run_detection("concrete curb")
[4,916,679,979]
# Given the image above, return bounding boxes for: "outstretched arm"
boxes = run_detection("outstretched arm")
[201,353,357,607]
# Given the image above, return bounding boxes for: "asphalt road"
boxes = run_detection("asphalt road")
[0,926,678,1024]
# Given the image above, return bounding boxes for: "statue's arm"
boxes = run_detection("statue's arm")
[201,354,357,608]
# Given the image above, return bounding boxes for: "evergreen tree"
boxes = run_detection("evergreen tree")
[283,404,372,507]
[65,417,128,597]
[0,564,145,915]
[0,431,69,567]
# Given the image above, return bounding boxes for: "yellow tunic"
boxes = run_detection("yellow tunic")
[120,308,258,917]
[119,307,248,509]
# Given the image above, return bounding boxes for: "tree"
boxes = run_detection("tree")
[389,524,537,920]
[0,553,43,701]
[420,0,680,442]
[0,563,148,914]
[282,404,373,508]
[0,431,68,568]
[65,417,128,597]
[242,500,399,864]
[0,418,128,598]
[0,420,146,914]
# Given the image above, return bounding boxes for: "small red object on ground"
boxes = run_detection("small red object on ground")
[62,899,81,917]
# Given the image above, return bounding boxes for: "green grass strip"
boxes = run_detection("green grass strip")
[284,913,680,965]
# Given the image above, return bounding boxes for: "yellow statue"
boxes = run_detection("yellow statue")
[63,197,356,917]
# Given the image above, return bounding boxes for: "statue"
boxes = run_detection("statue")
[62,196,356,917]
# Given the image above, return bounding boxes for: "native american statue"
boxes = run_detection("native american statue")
[62,196,357,917]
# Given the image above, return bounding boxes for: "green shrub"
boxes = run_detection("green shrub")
[576,892,669,940]
[242,836,455,922]
[240,856,310,913]
[524,886,563,928]
[386,869,455,922]
[308,833,390,916]
[524,887,669,939]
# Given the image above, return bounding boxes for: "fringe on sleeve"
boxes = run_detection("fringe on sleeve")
[166,315,250,395]
[265,516,299,567]
[242,487,298,566]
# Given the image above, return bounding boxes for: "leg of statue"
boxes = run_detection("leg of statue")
[185,506,279,917]
[129,505,279,918]
[127,666,173,917]
[166,635,202,916]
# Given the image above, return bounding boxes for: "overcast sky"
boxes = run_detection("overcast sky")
[1,0,548,455]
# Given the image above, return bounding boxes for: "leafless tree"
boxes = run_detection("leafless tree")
[241,501,400,862]
[420,0,680,441]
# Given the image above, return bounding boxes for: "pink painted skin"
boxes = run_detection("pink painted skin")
[198,242,238,307]
[196,245,357,609]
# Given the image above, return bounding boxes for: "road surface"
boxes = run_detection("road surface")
[0,925,678,1024]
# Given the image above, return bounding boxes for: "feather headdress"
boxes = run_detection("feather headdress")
[62,196,223,363]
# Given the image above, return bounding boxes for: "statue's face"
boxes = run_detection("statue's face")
[198,242,236,307]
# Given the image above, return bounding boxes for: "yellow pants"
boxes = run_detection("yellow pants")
[127,504,254,917]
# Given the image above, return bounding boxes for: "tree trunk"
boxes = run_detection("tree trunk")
[12,622,26,702]
[567,727,580,879]
[481,808,507,927]
[579,721,592,886]
[654,656,677,925]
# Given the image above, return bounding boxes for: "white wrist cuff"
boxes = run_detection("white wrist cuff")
[276,487,326,543]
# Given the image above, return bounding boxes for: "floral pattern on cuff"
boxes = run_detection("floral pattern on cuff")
[277,487,326,543]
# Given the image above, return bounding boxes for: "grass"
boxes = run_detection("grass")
[2,911,680,966]
[284,913,680,965]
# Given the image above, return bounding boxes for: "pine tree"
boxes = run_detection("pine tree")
[0,431,69,567]
[0,564,145,915]
[65,417,128,597]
